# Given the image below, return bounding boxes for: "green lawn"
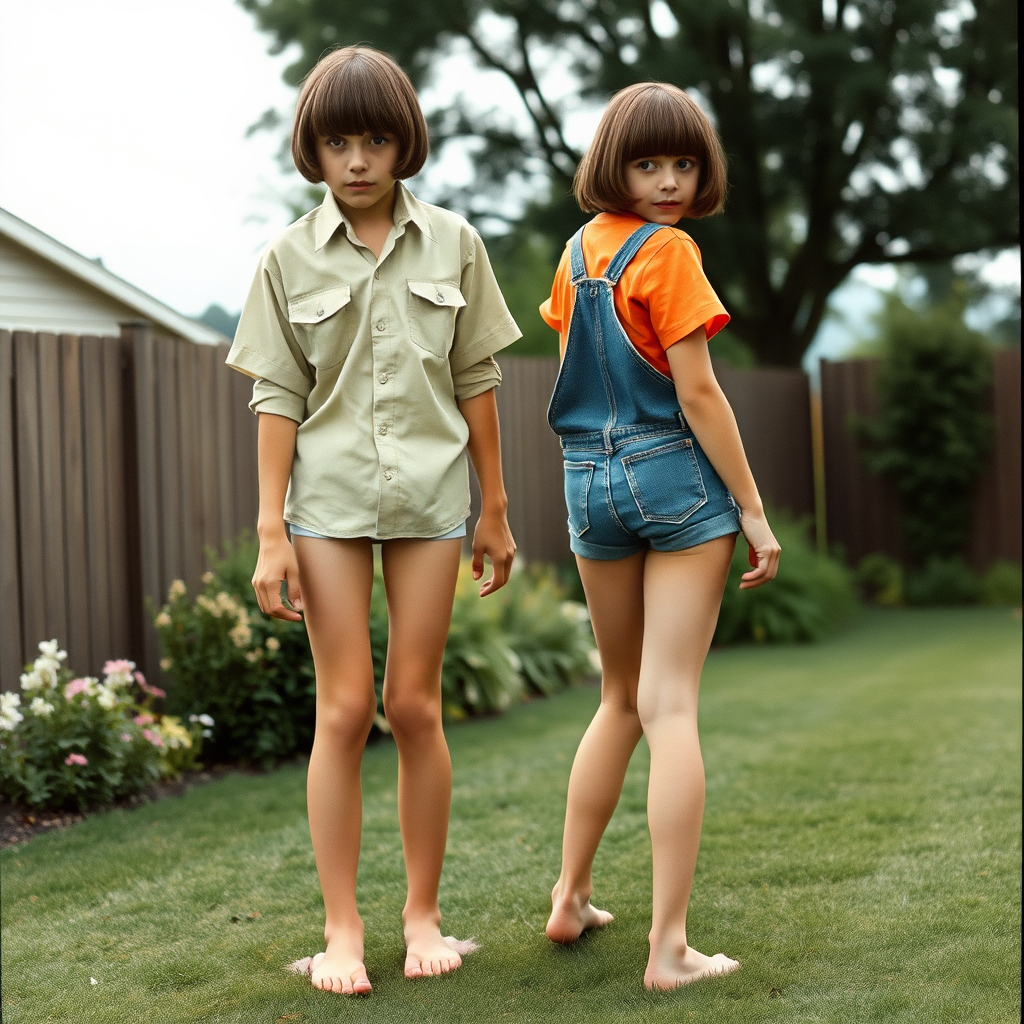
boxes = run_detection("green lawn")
[1,609,1020,1024]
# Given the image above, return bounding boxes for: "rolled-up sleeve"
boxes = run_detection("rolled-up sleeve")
[449,227,522,375]
[249,378,307,422]
[453,355,502,401]
[226,254,315,407]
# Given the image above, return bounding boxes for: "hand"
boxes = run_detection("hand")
[738,508,781,590]
[471,511,516,597]
[252,532,303,620]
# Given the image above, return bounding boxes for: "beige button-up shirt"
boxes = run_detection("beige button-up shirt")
[227,183,521,539]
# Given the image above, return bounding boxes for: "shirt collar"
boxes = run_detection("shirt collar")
[314,181,435,251]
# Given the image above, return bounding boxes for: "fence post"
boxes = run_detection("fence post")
[0,330,22,690]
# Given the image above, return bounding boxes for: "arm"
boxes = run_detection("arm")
[666,329,781,589]
[458,388,516,596]
[252,412,303,619]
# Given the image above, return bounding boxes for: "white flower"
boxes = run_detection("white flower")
[201,571,215,585]
[230,623,253,648]
[265,636,280,652]
[168,579,187,599]
[202,729,213,738]
[20,670,44,692]
[154,611,171,628]
[0,692,23,731]
[188,713,215,727]
[38,639,67,662]
[160,658,173,672]
[29,697,54,717]
[96,687,118,710]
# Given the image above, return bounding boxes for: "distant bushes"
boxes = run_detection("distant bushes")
[857,553,1022,608]
[714,513,857,644]
[154,535,594,764]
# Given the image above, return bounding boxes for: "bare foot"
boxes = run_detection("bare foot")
[404,918,463,979]
[644,943,739,990]
[309,929,372,995]
[546,883,614,944]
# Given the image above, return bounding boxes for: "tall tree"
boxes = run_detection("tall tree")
[241,0,1018,366]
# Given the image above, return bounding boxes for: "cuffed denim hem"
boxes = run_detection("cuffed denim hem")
[569,507,739,561]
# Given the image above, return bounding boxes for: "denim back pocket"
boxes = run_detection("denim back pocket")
[563,461,595,537]
[288,284,352,370]
[621,438,706,523]
[407,281,466,358]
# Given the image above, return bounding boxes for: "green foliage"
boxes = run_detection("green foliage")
[858,296,993,564]
[488,232,560,358]
[856,552,905,606]
[980,560,1023,606]
[904,556,982,606]
[154,538,317,766]
[241,0,1018,367]
[715,514,857,644]
[498,566,596,696]
[155,534,595,758]
[0,643,203,811]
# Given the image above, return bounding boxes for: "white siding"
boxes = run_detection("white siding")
[0,234,138,336]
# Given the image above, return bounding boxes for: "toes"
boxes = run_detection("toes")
[353,974,372,994]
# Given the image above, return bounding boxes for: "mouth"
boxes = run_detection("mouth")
[347,181,374,190]
[653,200,680,210]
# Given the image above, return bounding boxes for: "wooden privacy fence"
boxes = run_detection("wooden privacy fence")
[1,326,257,692]
[820,346,1021,569]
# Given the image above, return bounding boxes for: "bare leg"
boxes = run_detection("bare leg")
[546,550,646,943]
[380,538,464,979]
[293,537,377,995]
[639,535,740,990]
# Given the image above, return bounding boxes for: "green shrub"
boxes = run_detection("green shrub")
[155,534,595,760]
[858,296,993,564]
[715,514,858,644]
[857,552,905,606]
[904,556,981,606]
[498,566,595,696]
[980,561,1023,606]
[0,642,206,811]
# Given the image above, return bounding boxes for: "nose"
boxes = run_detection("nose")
[348,145,369,171]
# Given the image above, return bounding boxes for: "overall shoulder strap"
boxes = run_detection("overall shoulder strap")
[569,226,587,285]
[605,222,665,285]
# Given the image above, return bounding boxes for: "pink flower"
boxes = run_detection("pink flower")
[103,659,134,676]
[120,732,132,742]
[134,672,166,699]
[64,678,90,698]
[134,713,154,726]
[142,728,165,749]
[64,753,88,766]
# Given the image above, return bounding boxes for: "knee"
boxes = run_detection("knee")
[316,689,377,746]
[636,678,697,732]
[382,685,441,740]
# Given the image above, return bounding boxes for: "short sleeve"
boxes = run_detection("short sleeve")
[449,228,522,375]
[539,246,571,333]
[637,235,729,348]
[226,254,316,400]
[452,355,502,401]
[249,378,307,422]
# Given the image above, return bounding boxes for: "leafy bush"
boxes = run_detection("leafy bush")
[980,561,1023,606]
[904,556,981,606]
[857,552,904,606]
[0,642,208,811]
[155,534,596,761]
[715,514,857,644]
[858,296,993,564]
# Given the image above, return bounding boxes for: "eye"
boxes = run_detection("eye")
[370,135,389,146]
[677,157,698,171]
[637,160,655,171]
[325,137,344,149]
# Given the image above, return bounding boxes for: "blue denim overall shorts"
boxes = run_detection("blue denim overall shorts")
[547,222,741,560]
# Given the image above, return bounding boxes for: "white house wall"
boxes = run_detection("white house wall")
[0,234,139,336]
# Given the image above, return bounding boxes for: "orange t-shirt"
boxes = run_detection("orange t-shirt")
[539,213,729,377]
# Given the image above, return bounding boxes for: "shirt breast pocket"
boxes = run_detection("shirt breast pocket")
[407,281,466,359]
[287,284,352,370]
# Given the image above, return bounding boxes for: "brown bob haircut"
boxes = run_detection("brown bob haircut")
[291,46,429,183]
[574,82,727,218]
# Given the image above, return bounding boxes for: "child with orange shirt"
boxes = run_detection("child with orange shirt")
[540,82,781,989]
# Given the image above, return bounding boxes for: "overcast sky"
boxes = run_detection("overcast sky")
[0,0,1017,357]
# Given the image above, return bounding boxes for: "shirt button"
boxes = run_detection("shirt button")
[375,320,386,332]
[316,306,324,317]
[377,424,388,436]
[435,291,444,303]
[383,470,393,481]
[374,270,380,280]
[378,373,388,384]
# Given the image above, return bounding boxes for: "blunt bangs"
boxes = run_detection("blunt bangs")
[574,82,728,218]
[291,47,429,184]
